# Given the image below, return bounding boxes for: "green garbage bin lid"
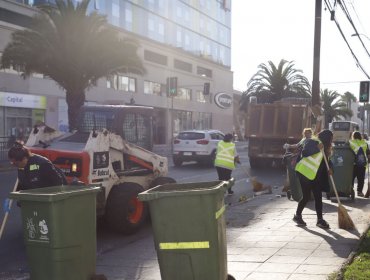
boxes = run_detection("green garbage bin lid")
[9,185,101,202]
[138,179,234,202]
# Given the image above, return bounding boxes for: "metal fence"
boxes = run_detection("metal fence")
[0,137,12,161]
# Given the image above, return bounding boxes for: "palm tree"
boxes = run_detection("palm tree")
[240,59,311,111]
[0,0,144,130]
[340,91,357,120]
[321,89,352,128]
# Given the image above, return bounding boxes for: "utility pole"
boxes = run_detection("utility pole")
[312,0,322,107]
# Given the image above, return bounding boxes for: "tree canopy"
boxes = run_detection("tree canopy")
[321,89,352,128]
[240,59,311,111]
[1,0,144,130]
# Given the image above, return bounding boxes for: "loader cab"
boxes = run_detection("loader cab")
[77,105,154,151]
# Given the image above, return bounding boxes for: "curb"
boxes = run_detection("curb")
[335,223,370,279]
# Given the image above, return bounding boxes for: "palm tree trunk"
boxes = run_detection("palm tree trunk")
[66,90,86,131]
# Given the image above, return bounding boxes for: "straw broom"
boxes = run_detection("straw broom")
[365,166,370,198]
[321,150,355,230]
[251,177,264,192]
[0,179,18,240]
[240,165,269,192]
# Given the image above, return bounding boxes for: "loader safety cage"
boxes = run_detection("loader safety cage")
[70,105,154,151]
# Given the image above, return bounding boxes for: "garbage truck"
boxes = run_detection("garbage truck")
[245,98,312,168]
[25,105,175,235]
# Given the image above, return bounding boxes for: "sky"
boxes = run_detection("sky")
[231,0,370,98]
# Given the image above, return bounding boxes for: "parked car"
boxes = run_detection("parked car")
[172,130,224,166]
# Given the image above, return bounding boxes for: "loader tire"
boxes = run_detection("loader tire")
[105,183,147,235]
[150,176,176,189]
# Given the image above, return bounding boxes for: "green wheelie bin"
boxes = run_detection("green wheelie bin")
[329,144,355,200]
[138,179,235,280]
[9,185,101,280]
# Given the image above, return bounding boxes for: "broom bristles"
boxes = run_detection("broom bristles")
[338,203,355,230]
[251,177,264,192]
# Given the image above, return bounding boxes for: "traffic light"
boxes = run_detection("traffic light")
[203,82,210,95]
[359,81,370,102]
[357,106,364,120]
[166,77,177,97]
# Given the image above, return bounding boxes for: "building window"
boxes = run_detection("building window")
[176,29,182,45]
[193,112,212,130]
[111,0,120,26]
[158,22,164,36]
[144,50,167,66]
[173,110,192,136]
[107,75,118,90]
[112,1,120,18]
[196,90,206,103]
[125,7,132,23]
[144,81,162,96]
[107,75,136,92]
[148,18,155,31]
[174,59,192,73]
[175,88,191,101]
[94,0,100,10]
[197,66,212,78]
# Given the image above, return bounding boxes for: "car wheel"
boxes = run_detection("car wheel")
[105,183,147,235]
[173,157,183,167]
[208,150,216,166]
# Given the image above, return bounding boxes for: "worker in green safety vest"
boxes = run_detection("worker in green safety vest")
[215,133,240,195]
[293,129,333,229]
[349,131,370,198]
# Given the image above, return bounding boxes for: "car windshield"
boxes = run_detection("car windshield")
[178,132,205,140]
[332,122,350,131]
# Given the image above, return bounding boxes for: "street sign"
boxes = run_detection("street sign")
[359,81,370,102]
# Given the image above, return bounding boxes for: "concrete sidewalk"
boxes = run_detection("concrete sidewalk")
[96,187,370,280]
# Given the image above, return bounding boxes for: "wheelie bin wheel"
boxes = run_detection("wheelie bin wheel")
[351,189,355,201]
[287,190,292,200]
[227,274,236,280]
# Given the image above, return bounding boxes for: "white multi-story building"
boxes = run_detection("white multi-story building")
[0,0,233,148]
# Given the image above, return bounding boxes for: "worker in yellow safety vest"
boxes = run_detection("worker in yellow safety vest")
[215,133,240,195]
[349,131,370,198]
[293,129,333,229]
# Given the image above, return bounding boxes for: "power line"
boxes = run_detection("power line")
[323,0,370,79]
[349,0,366,34]
[337,0,370,58]
[321,80,362,84]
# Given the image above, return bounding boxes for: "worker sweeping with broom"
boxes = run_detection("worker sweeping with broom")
[293,129,333,228]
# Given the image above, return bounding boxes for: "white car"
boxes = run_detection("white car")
[172,130,224,166]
